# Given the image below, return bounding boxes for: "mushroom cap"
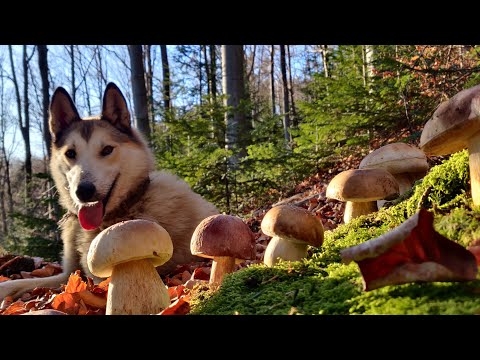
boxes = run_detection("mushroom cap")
[326,168,399,202]
[87,219,173,278]
[190,214,256,260]
[359,142,428,174]
[261,205,324,247]
[419,84,480,155]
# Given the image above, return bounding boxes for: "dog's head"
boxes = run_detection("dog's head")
[49,83,154,231]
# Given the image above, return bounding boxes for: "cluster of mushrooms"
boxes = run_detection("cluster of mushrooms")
[85,84,480,315]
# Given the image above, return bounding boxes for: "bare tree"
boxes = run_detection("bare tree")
[143,45,155,127]
[209,45,217,101]
[287,45,297,128]
[127,45,150,139]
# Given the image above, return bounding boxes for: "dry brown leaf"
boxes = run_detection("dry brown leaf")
[65,271,87,293]
[31,266,55,278]
[158,294,191,315]
[51,293,79,315]
[2,300,28,315]
[77,290,107,309]
[0,276,10,283]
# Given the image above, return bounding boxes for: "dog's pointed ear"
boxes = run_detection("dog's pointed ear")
[101,83,131,132]
[49,87,81,143]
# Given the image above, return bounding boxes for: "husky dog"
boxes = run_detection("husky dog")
[0,83,218,299]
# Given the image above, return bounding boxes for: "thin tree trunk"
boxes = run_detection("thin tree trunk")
[69,45,76,102]
[287,45,297,128]
[270,45,276,115]
[198,46,203,105]
[160,45,171,113]
[144,45,155,127]
[280,45,291,143]
[22,45,32,202]
[209,45,217,101]
[204,45,211,100]
[127,45,150,140]
[37,45,52,159]
[320,45,329,78]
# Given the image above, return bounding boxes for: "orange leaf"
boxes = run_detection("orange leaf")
[97,278,110,291]
[77,290,107,309]
[0,276,10,283]
[65,271,87,294]
[158,295,191,315]
[2,300,27,315]
[51,293,79,315]
[31,266,55,278]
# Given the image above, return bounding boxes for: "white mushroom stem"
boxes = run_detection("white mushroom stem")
[263,236,308,267]
[210,256,236,287]
[468,132,480,206]
[378,173,416,209]
[107,259,170,315]
[343,201,378,224]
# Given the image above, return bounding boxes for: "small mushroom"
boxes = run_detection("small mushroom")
[190,214,256,288]
[261,205,324,267]
[326,168,399,224]
[87,219,173,315]
[419,84,480,206]
[359,142,429,207]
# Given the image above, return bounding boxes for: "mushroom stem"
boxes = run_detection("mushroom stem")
[344,201,378,224]
[210,256,236,287]
[107,259,170,315]
[468,132,480,206]
[263,236,308,267]
[393,173,415,195]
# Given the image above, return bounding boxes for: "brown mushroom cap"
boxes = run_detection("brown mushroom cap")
[326,168,399,202]
[190,214,256,260]
[419,84,480,155]
[261,205,324,247]
[359,142,429,174]
[87,219,173,278]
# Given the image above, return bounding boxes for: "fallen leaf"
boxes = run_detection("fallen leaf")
[158,295,191,315]
[77,290,107,309]
[2,300,27,315]
[0,276,10,283]
[341,209,478,291]
[193,267,210,280]
[51,293,79,315]
[65,271,87,293]
[31,265,55,278]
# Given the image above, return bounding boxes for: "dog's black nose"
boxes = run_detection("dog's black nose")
[76,182,96,202]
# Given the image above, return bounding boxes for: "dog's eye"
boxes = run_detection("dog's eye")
[101,145,114,156]
[65,149,76,159]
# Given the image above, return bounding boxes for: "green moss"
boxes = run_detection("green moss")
[191,150,480,315]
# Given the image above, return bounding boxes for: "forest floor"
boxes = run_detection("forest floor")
[0,124,453,315]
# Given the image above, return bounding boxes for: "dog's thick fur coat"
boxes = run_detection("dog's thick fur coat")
[0,83,218,299]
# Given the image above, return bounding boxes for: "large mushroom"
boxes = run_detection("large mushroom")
[87,219,173,315]
[190,214,256,288]
[326,168,399,224]
[359,142,429,197]
[419,84,480,206]
[261,205,324,267]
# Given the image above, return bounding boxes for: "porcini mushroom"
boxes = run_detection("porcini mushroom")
[326,168,399,223]
[359,142,429,195]
[87,219,173,315]
[419,84,480,206]
[190,214,256,288]
[261,205,324,267]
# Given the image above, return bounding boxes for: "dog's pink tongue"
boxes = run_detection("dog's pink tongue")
[78,202,104,231]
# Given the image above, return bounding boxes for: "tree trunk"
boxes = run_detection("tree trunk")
[365,45,375,79]
[204,45,211,100]
[287,45,297,128]
[320,45,329,78]
[127,45,150,140]
[222,45,247,160]
[270,45,276,115]
[22,45,32,203]
[37,45,52,159]
[143,45,155,128]
[160,45,171,113]
[69,45,76,102]
[209,45,218,102]
[280,45,291,143]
